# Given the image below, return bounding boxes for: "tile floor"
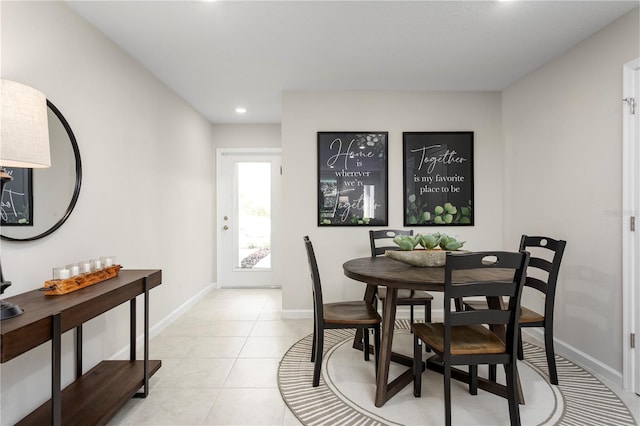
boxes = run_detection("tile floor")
[108,288,639,426]
[109,288,307,426]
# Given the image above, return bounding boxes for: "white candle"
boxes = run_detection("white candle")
[70,265,80,276]
[59,268,71,279]
[80,261,91,274]
[105,257,113,267]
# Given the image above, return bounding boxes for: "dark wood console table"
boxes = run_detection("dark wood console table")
[0,269,162,426]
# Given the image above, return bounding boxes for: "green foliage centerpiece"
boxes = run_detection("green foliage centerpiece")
[385,232,466,267]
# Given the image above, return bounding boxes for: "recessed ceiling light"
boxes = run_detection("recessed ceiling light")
[235,107,247,114]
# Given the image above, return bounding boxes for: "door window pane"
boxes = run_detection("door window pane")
[237,162,271,269]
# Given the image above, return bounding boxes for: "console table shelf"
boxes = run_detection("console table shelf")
[0,269,162,426]
[18,360,161,426]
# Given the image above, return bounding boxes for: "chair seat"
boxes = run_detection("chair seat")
[377,288,433,301]
[324,301,382,325]
[412,322,506,355]
[464,301,544,324]
[518,306,544,323]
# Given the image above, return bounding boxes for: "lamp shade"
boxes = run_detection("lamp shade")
[1,79,51,168]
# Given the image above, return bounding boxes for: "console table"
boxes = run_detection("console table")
[0,269,162,426]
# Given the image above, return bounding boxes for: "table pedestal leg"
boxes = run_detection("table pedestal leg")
[373,288,414,406]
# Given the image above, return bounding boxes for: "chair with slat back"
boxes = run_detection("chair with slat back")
[464,235,566,384]
[412,251,530,426]
[369,230,433,325]
[304,236,381,387]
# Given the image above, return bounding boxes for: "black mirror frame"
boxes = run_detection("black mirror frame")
[1,100,82,242]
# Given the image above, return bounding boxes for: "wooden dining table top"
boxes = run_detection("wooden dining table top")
[343,256,516,291]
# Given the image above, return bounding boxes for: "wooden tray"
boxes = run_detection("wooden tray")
[44,265,122,295]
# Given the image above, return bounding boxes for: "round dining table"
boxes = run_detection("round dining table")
[343,256,522,408]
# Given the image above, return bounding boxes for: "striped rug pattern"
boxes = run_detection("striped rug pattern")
[277,320,636,426]
[522,341,636,426]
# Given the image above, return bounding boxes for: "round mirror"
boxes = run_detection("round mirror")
[1,101,82,241]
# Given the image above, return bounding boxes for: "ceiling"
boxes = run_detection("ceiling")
[65,1,639,124]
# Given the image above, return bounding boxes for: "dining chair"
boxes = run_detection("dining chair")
[464,235,566,384]
[412,250,530,426]
[303,236,382,387]
[369,230,433,325]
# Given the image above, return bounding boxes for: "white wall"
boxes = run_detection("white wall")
[0,2,215,423]
[281,91,503,313]
[502,9,639,377]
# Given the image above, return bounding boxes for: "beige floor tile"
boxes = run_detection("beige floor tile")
[238,335,301,359]
[147,335,198,359]
[186,336,247,358]
[250,319,312,338]
[282,407,304,426]
[121,388,220,425]
[208,319,256,336]
[215,308,262,321]
[160,315,217,337]
[223,358,280,388]
[203,388,285,425]
[157,358,235,388]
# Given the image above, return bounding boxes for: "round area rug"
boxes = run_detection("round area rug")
[278,320,636,426]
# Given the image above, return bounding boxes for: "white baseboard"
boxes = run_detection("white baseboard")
[523,329,623,387]
[110,282,216,360]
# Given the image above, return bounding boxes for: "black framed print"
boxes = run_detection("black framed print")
[403,132,474,226]
[1,167,34,226]
[318,132,388,226]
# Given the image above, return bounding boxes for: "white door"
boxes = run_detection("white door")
[622,59,639,394]
[632,67,640,396]
[217,149,281,288]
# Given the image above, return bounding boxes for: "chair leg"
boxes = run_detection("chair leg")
[413,335,422,397]
[423,302,432,353]
[410,305,415,326]
[374,324,380,379]
[311,328,317,362]
[505,361,522,426]
[454,298,463,312]
[469,365,478,395]
[363,328,370,361]
[517,327,524,360]
[313,329,323,387]
[488,364,497,382]
[444,362,452,426]
[545,325,558,385]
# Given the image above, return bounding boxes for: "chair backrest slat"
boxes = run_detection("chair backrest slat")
[528,257,552,272]
[449,309,512,327]
[449,282,518,299]
[369,229,413,257]
[525,276,547,294]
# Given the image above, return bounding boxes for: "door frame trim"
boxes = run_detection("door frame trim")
[622,58,639,392]
[215,147,282,288]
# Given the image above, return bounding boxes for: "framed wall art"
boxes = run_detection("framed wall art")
[1,167,34,226]
[403,132,474,226]
[317,132,388,226]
